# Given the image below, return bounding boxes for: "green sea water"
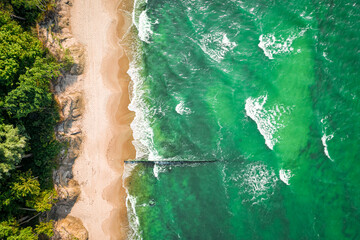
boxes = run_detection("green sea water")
[126,0,360,239]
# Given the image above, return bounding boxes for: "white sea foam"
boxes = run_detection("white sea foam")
[129,0,160,159]
[245,95,293,150]
[132,0,156,43]
[199,32,236,62]
[320,117,335,161]
[126,58,162,238]
[175,101,192,115]
[258,29,307,59]
[321,134,334,160]
[123,164,142,240]
[322,51,333,62]
[127,55,160,160]
[234,163,278,204]
[125,3,164,239]
[230,1,259,17]
[221,165,230,199]
[126,193,142,240]
[300,11,313,20]
[153,163,167,179]
[215,120,224,157]
[138,10,153,43]
[132,0,147,29]
[279,169,292,185]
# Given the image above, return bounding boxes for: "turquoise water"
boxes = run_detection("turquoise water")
[126,0,360,239]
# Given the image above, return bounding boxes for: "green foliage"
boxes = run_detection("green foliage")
[0,170,56,220]
[0,13,43,96]
[10,0,52,25]
[0,124,26,179]
[11,171,40,199]
[0,220,56,239]
[19,57,61,89]
[10,0,42,9]
[0,220,36,240]
[62,49,75,72]
[3,55,61,185]
[4,56,60,119]
[27,189,57,212]
[34,221,54,238]
[0,3,62,236]
[5,84,53,119]
[0,220,17,238]
[0,219,54,239]
[22,109,60,185]
[8,227,37,240]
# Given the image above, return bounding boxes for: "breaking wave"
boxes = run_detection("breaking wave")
[233,163,279,205]
[258,28,307,59]
[279,169,292,185]
[123,164,142,240]
[199,32,237,62]
[175,100,192,115]
[133,0,156,43]
[320,116,335,161]
[245,94,293,150]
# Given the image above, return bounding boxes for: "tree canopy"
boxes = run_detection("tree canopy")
[0,2,61,238]
[0,124,26,179]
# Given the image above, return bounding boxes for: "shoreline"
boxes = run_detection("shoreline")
[70,0,135,239]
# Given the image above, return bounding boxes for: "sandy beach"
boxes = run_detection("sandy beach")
[70,0,135,239]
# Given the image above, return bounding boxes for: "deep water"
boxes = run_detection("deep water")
[126,0,360,239]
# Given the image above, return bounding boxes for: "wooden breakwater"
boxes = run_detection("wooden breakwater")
[124,160,217,165]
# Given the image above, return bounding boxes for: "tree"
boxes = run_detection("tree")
[0,3,62,236]
[34,221,54,238]
[0,12,43,96]
[8,227,37,240]
[0,220,36,240]
[10,0,50,25]
[10,0,44,10]
[5,83,53,119]
[0,124,26,179]
[0,220,17,238]
[26,189,57,212]
[4,57,60,119]
[11,171,40,199]
[19,57,60,89]
[0,170,55,220]
[5,57,62,185]
[0,220,53,240]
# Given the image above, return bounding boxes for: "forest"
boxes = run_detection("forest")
[0,0,63,238]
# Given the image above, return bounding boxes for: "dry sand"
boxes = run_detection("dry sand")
[70,0,135,239]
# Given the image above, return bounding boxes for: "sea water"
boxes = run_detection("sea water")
[126,0,360,239]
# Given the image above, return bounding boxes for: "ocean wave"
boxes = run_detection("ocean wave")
[245,95,293,150]
[175,100,192,115]
[123,164,142,240]
[320,116,335,161]
[153,163,168,178]
[279,169,292,185]
[133,0,156,43]
[127,52,160,160]
[138,10,154,43]
[199,32,237,62]
[258,29,307,59]
[231,162,278,205]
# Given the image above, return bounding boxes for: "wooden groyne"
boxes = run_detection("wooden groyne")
[124,160,217,165]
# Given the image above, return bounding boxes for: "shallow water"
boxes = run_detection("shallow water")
[126,0,360,239]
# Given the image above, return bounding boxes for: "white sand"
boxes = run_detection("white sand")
[70,0,135,239]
